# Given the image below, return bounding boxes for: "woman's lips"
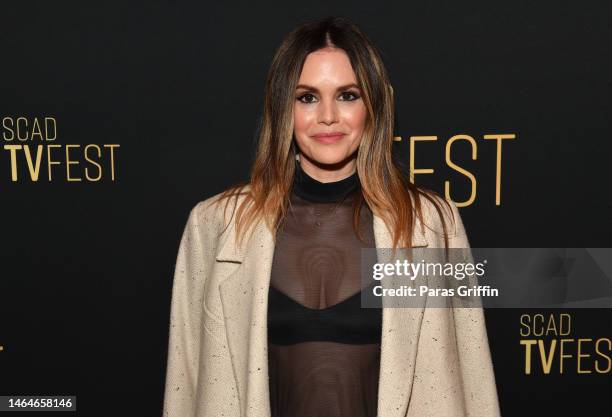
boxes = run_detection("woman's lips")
[311,132,346,143]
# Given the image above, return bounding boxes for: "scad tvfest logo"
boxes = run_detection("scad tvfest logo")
[2,116,119,182]
[520,313,611,375]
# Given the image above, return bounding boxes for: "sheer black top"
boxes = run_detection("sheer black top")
[267,161,382,417]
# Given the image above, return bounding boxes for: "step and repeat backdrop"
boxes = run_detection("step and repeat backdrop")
[1,1,610,416]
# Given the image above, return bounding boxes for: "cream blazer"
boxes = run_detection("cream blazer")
[163,186,501,417]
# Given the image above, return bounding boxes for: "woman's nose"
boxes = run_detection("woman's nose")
[317,99,338,125]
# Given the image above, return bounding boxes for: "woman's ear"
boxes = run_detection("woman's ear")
[291,139,300,161]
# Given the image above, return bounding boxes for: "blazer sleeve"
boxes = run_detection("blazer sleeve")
[163,202,211,417]
[447,202,502,417]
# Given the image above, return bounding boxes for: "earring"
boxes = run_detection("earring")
[295,153,301,162]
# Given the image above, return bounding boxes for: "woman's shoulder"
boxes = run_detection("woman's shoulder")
[187,183,253,233]
[412,188,467,247]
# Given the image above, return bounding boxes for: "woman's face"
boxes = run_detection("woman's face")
[293,47,367,179]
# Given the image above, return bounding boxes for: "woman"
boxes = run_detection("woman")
[163,17,500,417]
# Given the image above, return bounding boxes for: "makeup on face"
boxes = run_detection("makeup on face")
[292,48,367,180]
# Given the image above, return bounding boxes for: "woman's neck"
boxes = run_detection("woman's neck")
[293,160,359,203]
[297,157,357,183]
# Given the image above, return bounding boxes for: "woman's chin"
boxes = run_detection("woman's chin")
[308,153,353,167]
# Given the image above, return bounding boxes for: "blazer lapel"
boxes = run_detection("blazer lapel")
[217,217,275,417]
[215,211,429,417]
[373,215,429,417]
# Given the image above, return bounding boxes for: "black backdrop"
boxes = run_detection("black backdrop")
[1,1,611,416]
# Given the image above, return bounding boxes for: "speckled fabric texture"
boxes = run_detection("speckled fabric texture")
[162,185,501,417]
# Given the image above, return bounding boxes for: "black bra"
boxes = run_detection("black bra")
[267,284,382,346]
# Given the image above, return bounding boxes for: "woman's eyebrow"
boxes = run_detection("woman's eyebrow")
[295,83,360,92]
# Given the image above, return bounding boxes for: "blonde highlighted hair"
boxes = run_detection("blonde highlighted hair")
[213,17,453,252]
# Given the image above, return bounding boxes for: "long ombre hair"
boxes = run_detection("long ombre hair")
[212,17,453,252]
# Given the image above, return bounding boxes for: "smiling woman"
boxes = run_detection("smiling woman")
[292,49,366,176]
[163,16,501,417]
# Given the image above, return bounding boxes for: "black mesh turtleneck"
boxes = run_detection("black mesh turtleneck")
[267,160,381,417]
[292,161,360,203]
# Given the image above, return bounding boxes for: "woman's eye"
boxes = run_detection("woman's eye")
[296,91,361,103]
[339,91,360,101]
[297,93,317,103]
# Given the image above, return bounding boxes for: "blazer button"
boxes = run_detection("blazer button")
[315,221,322,227]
